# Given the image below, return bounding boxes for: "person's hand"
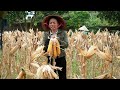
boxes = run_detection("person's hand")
[51,34,57,39]
[50,35,59,43]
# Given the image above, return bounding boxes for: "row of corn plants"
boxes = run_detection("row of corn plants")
[1,29,120,79]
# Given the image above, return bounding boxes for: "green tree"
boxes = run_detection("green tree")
[2,11,112,32]
[62,11,90,31]
[98,11,120,25]
[85,11,110,32]
[41,11,68,16]
[4,11,26,26]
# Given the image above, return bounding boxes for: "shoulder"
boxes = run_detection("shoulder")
[62,30,67,36]
[43,31,50,35]
[58,29,67,34]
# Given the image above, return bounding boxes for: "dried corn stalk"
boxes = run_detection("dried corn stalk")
[31,45,45,61]
[95,46,112,62]
[79,45,97,59]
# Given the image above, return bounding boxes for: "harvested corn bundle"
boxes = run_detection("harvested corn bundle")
[30,62,62,79]
[47,38,61,59]
[35,65,61,79]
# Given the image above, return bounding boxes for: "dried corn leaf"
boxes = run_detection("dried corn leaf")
[94,73,112,79]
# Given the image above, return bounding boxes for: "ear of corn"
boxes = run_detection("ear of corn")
[16,68,26,79]
[53,41,58,59]
[30,63,40,68]
[43,70,49,78]
[50,70,59,79]
[47,38,61,59]
[56,39,61,56]
[35,65,59,79]
[50,65,62,71]
[47,39,53,57]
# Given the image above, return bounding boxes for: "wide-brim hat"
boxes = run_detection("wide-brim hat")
[42,15,66,31]
[78,25,89,31]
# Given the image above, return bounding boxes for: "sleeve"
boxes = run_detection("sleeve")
[58,31,69,49]
[42,32,50,52]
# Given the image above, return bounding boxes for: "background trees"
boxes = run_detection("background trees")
[98,11,120,26]
[0,11,119,32]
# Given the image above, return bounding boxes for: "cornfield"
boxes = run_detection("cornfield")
[1,29,120,79]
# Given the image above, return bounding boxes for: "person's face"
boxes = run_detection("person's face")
[48,18,59,31]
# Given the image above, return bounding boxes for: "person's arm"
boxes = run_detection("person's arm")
[42,32,47,45]
[58,31,68,49]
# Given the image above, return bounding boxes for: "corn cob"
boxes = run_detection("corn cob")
[53,41,58,59]
[47,39,53,57]
[47,38,61,59]
[56,39,61,56]
[50,70,59,79]
[43,70,49,78]
[16,68,26,79]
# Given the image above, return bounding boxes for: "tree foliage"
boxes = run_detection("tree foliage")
[1,11,114,32]
[0,11,7,18]
[62,11,90,31]
[98,11,120,25]
[4,11,26,26]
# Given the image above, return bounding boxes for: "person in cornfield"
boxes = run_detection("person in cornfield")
[41,15,69,79]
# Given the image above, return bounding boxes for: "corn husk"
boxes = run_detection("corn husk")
[31,45,44,61]
[78,45,97,59]
[16,68,26,79]
[96,48,112,62]
[35,65,59,79]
